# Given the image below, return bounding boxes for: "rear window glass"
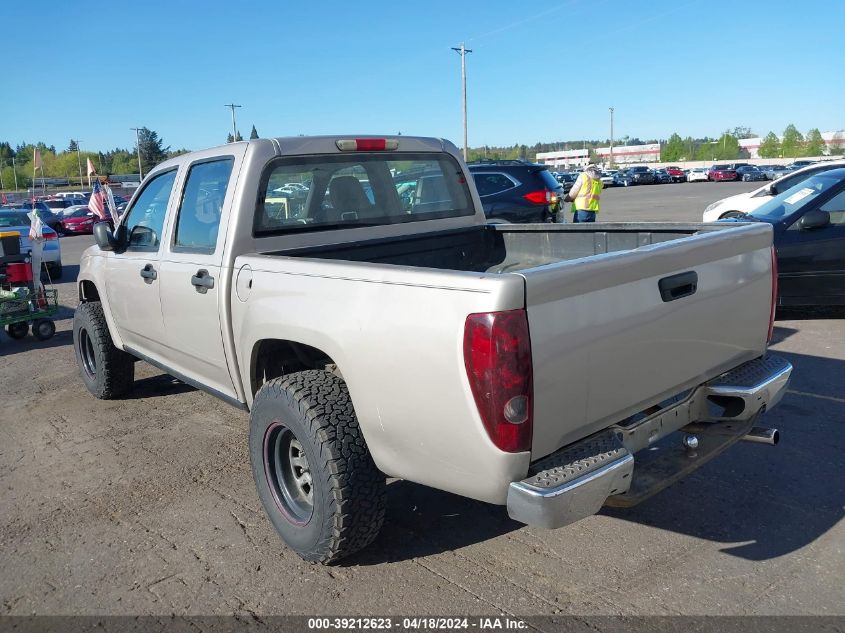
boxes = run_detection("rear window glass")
[473,173,515,196]
[537,170,562,191]
[0,212,30,227]
[255,153,472,235]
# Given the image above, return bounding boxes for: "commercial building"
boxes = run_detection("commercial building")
[536,143,661,169]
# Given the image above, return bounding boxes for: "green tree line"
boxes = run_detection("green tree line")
[0,128,189,190]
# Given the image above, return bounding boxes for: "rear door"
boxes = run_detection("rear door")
[105,169,178,360]
[520,223,775,458]
[157,154,241,399]
[777,187,845,303]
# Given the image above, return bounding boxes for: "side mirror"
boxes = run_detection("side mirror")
[798,209,831,230]
[93,221,119,251]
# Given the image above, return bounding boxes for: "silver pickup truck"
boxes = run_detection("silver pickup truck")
[75,135,791,563]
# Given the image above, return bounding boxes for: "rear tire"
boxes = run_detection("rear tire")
[6,322,28,339]
[73,301,135,399]
[249,370,386,563]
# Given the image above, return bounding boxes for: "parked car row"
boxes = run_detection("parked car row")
[705,165,845,306]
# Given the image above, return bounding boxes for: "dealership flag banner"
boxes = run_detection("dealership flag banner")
[104,184,119,222]
[89,180,108,220]
[87,157,97,188]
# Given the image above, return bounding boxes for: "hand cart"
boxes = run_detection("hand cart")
[0,231,58,341]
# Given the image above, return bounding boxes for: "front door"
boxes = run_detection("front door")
[158,157,238,399]
[105,169,178,360]
[777,187,845,304]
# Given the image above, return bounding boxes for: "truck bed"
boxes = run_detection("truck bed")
[262,221,774,461]
[270,223,737,274]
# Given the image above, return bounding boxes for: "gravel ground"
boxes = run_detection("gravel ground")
[1,181,843,617]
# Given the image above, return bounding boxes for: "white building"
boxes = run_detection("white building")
[536,143,661,169]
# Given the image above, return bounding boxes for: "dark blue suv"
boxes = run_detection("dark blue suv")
[468,160,563,223]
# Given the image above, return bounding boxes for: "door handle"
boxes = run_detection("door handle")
[658,271,698,302]
[191,269,215,294]
[139,264,157,281]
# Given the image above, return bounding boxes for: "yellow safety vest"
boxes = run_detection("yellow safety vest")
[573,173,602,212]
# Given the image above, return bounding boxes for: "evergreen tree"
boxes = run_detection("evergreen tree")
[758,132,781,158]
[781,124,804,158]
[249,125,259,140]
[136,127,169,172]
[227,133,234,143]
[67,139,78,152]
[804,128,825,156]
[235,131,243,142]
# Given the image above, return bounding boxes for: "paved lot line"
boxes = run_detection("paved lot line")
[787,389,845,404]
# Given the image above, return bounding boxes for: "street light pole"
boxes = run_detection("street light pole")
[451,43,472,161]
[224,103,242,141]
[609,107,614,167]
[130,127,144,180]
[75,139,83,190]
[12,156,18,191]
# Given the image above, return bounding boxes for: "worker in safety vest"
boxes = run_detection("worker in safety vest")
[564,163,603,223]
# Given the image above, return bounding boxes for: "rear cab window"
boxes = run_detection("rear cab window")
[254,153,472,235]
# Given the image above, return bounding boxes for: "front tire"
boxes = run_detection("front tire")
[73,301,135,399]
[249,370,386,563]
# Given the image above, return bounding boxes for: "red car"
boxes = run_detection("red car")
[664,166,686,183]
[708,164,738,181]
[60,208,97,234]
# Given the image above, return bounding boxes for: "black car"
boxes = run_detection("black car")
[468,160,563,222]
[652,169,672,184]
[614,170,635,187]
[553,172,578,193]
[626,166,655,185]
[736,166,768,182]
[719,167,845,306]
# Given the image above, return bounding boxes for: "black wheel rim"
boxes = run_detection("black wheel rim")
[263,423,313,525]
[79,328,96,378]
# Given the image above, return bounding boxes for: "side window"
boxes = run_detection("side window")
[123,170,177,251]
[174,158,234,251]
[819,190,845,225]
[473,173,515,197]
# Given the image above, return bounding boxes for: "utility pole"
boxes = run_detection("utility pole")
[130,127,144,180]
[609,107,614,167]
[75,139,83,189]
[224,103,242,141]
[12,156,18,191]
[451,44,472,161]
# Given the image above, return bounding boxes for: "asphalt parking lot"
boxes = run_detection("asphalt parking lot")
[1,181,843,617]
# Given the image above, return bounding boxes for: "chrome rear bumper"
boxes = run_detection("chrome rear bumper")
[507,354,792,529]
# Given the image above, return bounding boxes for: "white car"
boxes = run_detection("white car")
[702,159,845,221]
[687,167,709,182]
[599,171,617,187]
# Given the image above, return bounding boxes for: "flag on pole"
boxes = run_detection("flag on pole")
[1,192,7,205]
[33,149,43,173]
[86,157,97,176]
[104,184,119,222]
[89,180,108,219]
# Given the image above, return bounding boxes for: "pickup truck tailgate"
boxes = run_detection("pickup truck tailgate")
[522,223,774,459]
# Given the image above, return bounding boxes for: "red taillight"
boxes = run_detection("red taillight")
[335,138,399,151]
[768,246,778,343]
[522,190,551,205]
[44,232,57,240]
[463,310,533,453]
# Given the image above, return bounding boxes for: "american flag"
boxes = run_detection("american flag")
[89,180,108,219]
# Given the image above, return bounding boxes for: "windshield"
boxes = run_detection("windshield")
[255,153,473,235]
[0,212,30,227]
[69,209,91,218]
[750,172,844,221]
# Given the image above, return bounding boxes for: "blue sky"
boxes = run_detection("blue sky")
[3,0,843,152]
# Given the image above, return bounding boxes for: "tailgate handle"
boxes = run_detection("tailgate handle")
[659,271,698,302]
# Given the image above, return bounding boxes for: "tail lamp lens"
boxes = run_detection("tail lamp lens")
[463,310,533,453]
[522,190,551,205]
